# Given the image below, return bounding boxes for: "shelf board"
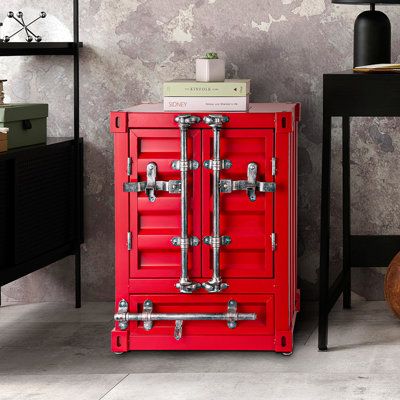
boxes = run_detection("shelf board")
[0,42,83,56]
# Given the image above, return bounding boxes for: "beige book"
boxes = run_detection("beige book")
[353,63,400,73]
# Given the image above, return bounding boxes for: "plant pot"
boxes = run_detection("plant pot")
[196,58,225,82]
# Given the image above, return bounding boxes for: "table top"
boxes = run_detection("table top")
[324,70,400,116]
[325,69,400,77]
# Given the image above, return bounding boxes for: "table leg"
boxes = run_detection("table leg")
[343,117,351,309]
[75,249,81,309]
[318,115,332,351]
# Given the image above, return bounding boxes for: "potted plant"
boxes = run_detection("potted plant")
[196,52,225,82]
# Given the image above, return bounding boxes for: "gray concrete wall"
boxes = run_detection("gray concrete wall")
[2,0,400,303]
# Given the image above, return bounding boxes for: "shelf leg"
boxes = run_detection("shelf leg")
[319,114,332,351]
[343,117,352,309]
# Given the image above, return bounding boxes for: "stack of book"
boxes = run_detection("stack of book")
[163,79,250,112]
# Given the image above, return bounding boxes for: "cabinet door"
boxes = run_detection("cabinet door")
[202,129,274,279]
[129,129,202,279]
[14,145,75,265]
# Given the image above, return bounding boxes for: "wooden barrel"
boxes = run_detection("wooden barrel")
[385,252,400,319]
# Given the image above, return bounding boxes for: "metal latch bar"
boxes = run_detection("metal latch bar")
[114,299,257,339]
[220,162,276,202]
[123,162,181,202]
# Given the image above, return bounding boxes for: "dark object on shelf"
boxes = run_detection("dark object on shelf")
[385,252,400,319]
[0,42,83,57]
[332,1,400,67]
[0,139,83,283]
[319,70,400,351]
[3,11,46,43]
[0,104,48,149]
[0,0,82,309]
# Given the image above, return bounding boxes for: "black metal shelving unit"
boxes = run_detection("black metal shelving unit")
[0,0,83,308]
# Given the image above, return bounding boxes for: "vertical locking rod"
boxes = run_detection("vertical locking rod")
[203,115,230,293]
[174,115,201,293]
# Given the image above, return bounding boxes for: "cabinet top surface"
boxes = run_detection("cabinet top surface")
[120,102,300,116]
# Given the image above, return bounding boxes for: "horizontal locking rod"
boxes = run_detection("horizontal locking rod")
[115,312,256,322]
[114,299,256,332]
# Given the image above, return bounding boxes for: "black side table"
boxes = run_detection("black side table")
[319,70,400,351]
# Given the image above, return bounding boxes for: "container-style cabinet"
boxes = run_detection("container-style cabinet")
[110,103,300,354]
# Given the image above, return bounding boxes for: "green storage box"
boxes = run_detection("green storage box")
[0,104,48,149]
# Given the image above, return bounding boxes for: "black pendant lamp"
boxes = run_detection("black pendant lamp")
[333,1,399,67]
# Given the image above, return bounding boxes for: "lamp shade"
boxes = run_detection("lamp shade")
[332,0,400,66]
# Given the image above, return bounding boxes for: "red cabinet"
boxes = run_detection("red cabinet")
[110,103,300,354]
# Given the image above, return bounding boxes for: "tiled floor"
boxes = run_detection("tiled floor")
[0,297,399,399]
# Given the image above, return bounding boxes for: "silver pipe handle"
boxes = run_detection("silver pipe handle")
[202,115,230,293]
[174,115,201,293]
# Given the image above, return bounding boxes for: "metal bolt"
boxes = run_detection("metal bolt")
[250,164,255,170]
[40,11,47,18]
[119,322,128,330]
[17,11,23,18]
[8,12,14,18]
[149,164,154,170]
[227,321,236,329]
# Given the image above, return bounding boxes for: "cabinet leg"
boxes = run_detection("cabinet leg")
[75,249,81,308]
[342,117,351,310]
[319,115,332,351]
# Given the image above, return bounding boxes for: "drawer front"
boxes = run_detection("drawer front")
[128,294,274,338]
[129,129,202,279]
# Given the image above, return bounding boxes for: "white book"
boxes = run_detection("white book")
[163,96,249,112]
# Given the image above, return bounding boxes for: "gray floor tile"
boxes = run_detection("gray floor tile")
[0,322,112,349]
[102,372,400,400]
[306,318,400,348]
[0,302,114,324]
[0,374,126,400]
[0,341,377,375]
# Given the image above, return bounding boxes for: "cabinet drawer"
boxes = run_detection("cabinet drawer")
[128,294,274,338]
